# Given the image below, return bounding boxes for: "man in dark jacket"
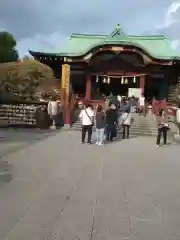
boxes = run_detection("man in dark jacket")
[105,104,117,141]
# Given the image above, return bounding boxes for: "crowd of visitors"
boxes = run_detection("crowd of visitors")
[46,94,174,148]
[78,95,171,147]
[79,96,140,146]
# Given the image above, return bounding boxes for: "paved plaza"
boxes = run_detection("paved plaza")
[0,129,58,158]
[0,130,180,240]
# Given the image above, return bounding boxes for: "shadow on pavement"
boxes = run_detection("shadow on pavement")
[0,160,12,184]
[0,128,61,185]
[0,128,60,159]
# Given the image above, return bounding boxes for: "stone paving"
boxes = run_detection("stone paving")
[0,131,180,239]
[0,129,58,158]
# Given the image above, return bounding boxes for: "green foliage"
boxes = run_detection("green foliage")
[0,31,19,63]
[0,60,54,101]
[23,55,33,61]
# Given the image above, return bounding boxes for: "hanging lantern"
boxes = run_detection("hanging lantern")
[96,75,99,83]
[107,76,110,84]
[121,76,124,84]
[103,77,106,83]
[133,76,136,83]
[125,78,128,84]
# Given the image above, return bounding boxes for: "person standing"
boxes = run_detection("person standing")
[95,105,106,146]
[129,95,137,113]
[79,104,94,144]
[117,94,122,105]
[47,96,59,129]
[176,105,180,134]
[156,109,169,147]
[122,108,131,139]
[117,98,130,128]
[138,94,145,115]
[105,103,117,141]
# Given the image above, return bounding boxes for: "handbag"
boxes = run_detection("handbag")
[122,113,129,125]
[164,123,170,130]
[85,109,94,126]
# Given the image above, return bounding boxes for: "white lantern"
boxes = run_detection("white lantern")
[121,77,124,84]
[96,75,99,83]
[133,76,136,83]
[107,77,110,84]
[103,77,106,83]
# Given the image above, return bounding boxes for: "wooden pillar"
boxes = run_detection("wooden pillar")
[85,73,91,102]
[140,75,145,96]
[61,64,71,127]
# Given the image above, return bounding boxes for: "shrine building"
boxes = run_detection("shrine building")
[30,24,180,126]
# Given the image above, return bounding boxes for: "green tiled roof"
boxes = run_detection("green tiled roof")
[30,24,180,60]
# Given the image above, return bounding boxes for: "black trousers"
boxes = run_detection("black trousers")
[156,127,167,145]
[106,124,116,141]
[122,125,130,139]
[81,125,92,143]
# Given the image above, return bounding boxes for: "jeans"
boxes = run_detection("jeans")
[96,128,105,144]
[156,127,167,145]
[122,124,130,139]
[82,125,92,143]
[106,124,116,141]
[130,106,136,113]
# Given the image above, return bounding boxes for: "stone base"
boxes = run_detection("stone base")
[174,134,180,143]
[50,125,56,130]
[63,124,71,129]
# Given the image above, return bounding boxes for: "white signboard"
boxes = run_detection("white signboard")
[128,88,141,98]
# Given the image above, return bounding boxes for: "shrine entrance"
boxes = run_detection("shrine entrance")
[91,75,141,99]
[87,50,145,100]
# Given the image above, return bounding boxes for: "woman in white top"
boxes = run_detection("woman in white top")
[138,95,145,115]
[121,108,131,139]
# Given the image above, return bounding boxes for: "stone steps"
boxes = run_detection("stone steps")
[130,115,157,136]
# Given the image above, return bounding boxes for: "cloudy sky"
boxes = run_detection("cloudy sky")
[0,0,180,57]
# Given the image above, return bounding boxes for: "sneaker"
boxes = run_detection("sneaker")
[99,143,104,147]
[96,141,99,145]
[163,144,167,147]
[81,141,84,144]
[156,145,160,147]
[88,142,92,145]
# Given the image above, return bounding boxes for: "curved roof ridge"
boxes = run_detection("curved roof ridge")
[70,33,107,38]
[127,35,166,39]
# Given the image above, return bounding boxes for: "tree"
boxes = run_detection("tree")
[0,31,19,63]
[0,60,54,101]
[35,77,61,100]
[23,55,33,61]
